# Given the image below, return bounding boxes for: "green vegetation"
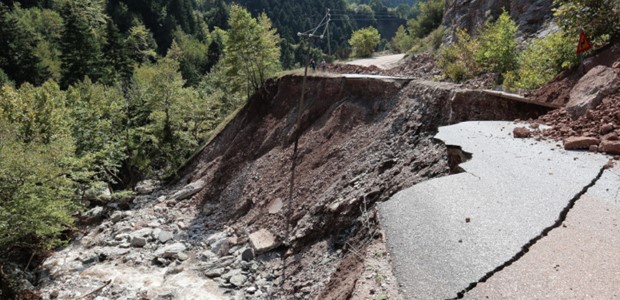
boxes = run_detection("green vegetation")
[504,31,578,90]
[438,11,523,85]
[349,26,381,57]
[554,0,620,44]
[0,2,279,257]
[390,0,444,53]
[224,4,281,97]
[440,1,620,90]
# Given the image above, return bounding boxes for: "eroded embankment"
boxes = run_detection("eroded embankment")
[177,74,550,298]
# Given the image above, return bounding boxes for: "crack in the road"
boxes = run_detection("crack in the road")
[450,166,608,300]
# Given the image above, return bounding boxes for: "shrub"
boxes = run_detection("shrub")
[349,26,381,58]
[475,11,518,76]
[439,11,518,83]
[506,31,579,90]
[438,28,481,82]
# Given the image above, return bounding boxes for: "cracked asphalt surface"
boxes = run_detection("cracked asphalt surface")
[378,121,612,299]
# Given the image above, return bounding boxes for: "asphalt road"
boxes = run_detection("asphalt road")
[378,121,611,299]
[345,54,405,69]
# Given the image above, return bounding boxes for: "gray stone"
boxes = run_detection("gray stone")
[131,228,153,238]
[205,268,225,278]
[135,179,160,194]
[222,269,240,281]
[246,286,257,293]
[177,252,189,261]
[110,211,125,223]
[84,206,104,218]
[206,231,228,245]
[170,179,206,201]
[241,248,255,262]
[229,274,247,287]
[249,229,279,254]
[155,242,187,258]
[158,231,174,243]
[199,250,218,261]
[131,236,147,248]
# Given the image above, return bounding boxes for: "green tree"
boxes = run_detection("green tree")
[101,20,134,85]
[59,0,107,88]
[223,4,281,97]
[0,3,50,85]
[391,25,414,52]
[65,79,127,183]
[438,28,481,82]
[349,26,381,57]
[475,11,518,76]
[0,82,77,253]
[407,0,444,39]
[126,22,158,65]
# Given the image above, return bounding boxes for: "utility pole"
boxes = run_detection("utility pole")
[280,10,331,297]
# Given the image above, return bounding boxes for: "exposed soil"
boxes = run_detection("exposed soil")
[178,74,551,299]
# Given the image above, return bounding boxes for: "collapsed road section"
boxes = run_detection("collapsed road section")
[34,74,552,300]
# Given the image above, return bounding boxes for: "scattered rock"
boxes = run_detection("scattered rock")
[135,179,160,194]
[268,198,283,214]
[241,248,255,262]
[155,242,187,258]
[229,274,247,287]
[563,136,600,150]
[177,252,189,261]
[603,133,619,141]
[199,250,218,262]
[131,236,147,247]
[249,229,280,254]
[513,127,532,138]
[600,123,615,135]
[109,211,125,223]
[205,268,225,278]
[566,66,620,118]
[170,179,206,201]
[158,231,174,243]
[600,140,620,154]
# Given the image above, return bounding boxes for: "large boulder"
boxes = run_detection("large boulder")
[566,66,620,118]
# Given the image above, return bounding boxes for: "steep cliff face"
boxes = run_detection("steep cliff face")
[442,0,553,41]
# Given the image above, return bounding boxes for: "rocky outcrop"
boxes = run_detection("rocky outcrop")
[442,0,553,42]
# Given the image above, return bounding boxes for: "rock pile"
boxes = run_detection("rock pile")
[36,179,342,300]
